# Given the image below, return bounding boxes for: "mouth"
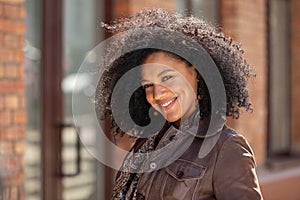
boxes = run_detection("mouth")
[158,97,177,111]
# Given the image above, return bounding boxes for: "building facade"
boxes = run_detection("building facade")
[0,0,26,199]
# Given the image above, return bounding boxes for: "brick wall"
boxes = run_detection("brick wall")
[0,0,26,199]
[111,0,129,18]
[291,0,300,153]
[129,0,175,14]
[112,0,175,17]
[220,0,268,165]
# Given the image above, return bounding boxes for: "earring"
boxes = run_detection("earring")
[197,95,201,100]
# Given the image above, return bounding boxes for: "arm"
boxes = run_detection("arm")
[213,134,263,200]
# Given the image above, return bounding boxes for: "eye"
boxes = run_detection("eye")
[162,75,173,82]
[142,83,153,89]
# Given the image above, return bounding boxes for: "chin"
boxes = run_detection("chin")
[166,114,182,124]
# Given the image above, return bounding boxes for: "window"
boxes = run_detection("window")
[268,0,291,158]
[175,0,219,24]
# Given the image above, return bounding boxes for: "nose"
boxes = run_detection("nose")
[153,84,167,100]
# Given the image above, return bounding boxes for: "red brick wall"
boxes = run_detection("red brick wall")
[0,0,26,199]
[129,0,175,14]
[291,0,300,153]
[112,0,129,18]
[220,0,268,165]
[112,0,175,17]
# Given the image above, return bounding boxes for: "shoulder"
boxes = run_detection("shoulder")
[205,125,252,152]
[219,125,243,142]
[212,126,263,199]
[189,124,256,167]
[212,125,258,182]
[218,125,254,156]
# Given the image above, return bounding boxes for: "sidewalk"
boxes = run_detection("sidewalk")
[258,165,300,200]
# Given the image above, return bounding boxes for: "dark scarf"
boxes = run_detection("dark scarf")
[112,123,170,200]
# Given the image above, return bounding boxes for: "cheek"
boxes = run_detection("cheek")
[185,76,198,94]
[191,80,198,93]
[179,80,198,101]
[176,78,197,94]
[145,90,153,104]
[186,74,198,92]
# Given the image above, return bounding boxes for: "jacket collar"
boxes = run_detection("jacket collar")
[174,111,226,139]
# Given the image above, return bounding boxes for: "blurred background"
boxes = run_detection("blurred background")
[0,0,300,199]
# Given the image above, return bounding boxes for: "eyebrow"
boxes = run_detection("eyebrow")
[141,68,175,83]
[158,69,174,77]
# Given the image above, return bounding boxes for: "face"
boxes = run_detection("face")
[141,52,198,126]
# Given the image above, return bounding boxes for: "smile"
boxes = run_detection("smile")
[159,97,177,110]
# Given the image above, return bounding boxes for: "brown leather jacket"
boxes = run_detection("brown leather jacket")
[127,122,264,200]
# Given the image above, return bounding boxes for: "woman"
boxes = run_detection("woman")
[98,8,263,200]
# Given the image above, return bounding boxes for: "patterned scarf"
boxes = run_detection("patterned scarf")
[111,131,160,200]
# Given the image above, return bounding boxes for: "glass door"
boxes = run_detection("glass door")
[61,0,105,199]
[24,0,42,199]
[25,0,108,199]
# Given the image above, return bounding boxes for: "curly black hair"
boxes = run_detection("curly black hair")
[96,8,255,137]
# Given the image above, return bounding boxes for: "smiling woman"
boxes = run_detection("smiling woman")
[97,8,264,200]
[141,52,198,126]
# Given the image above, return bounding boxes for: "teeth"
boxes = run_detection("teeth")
[161,98,175,107]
